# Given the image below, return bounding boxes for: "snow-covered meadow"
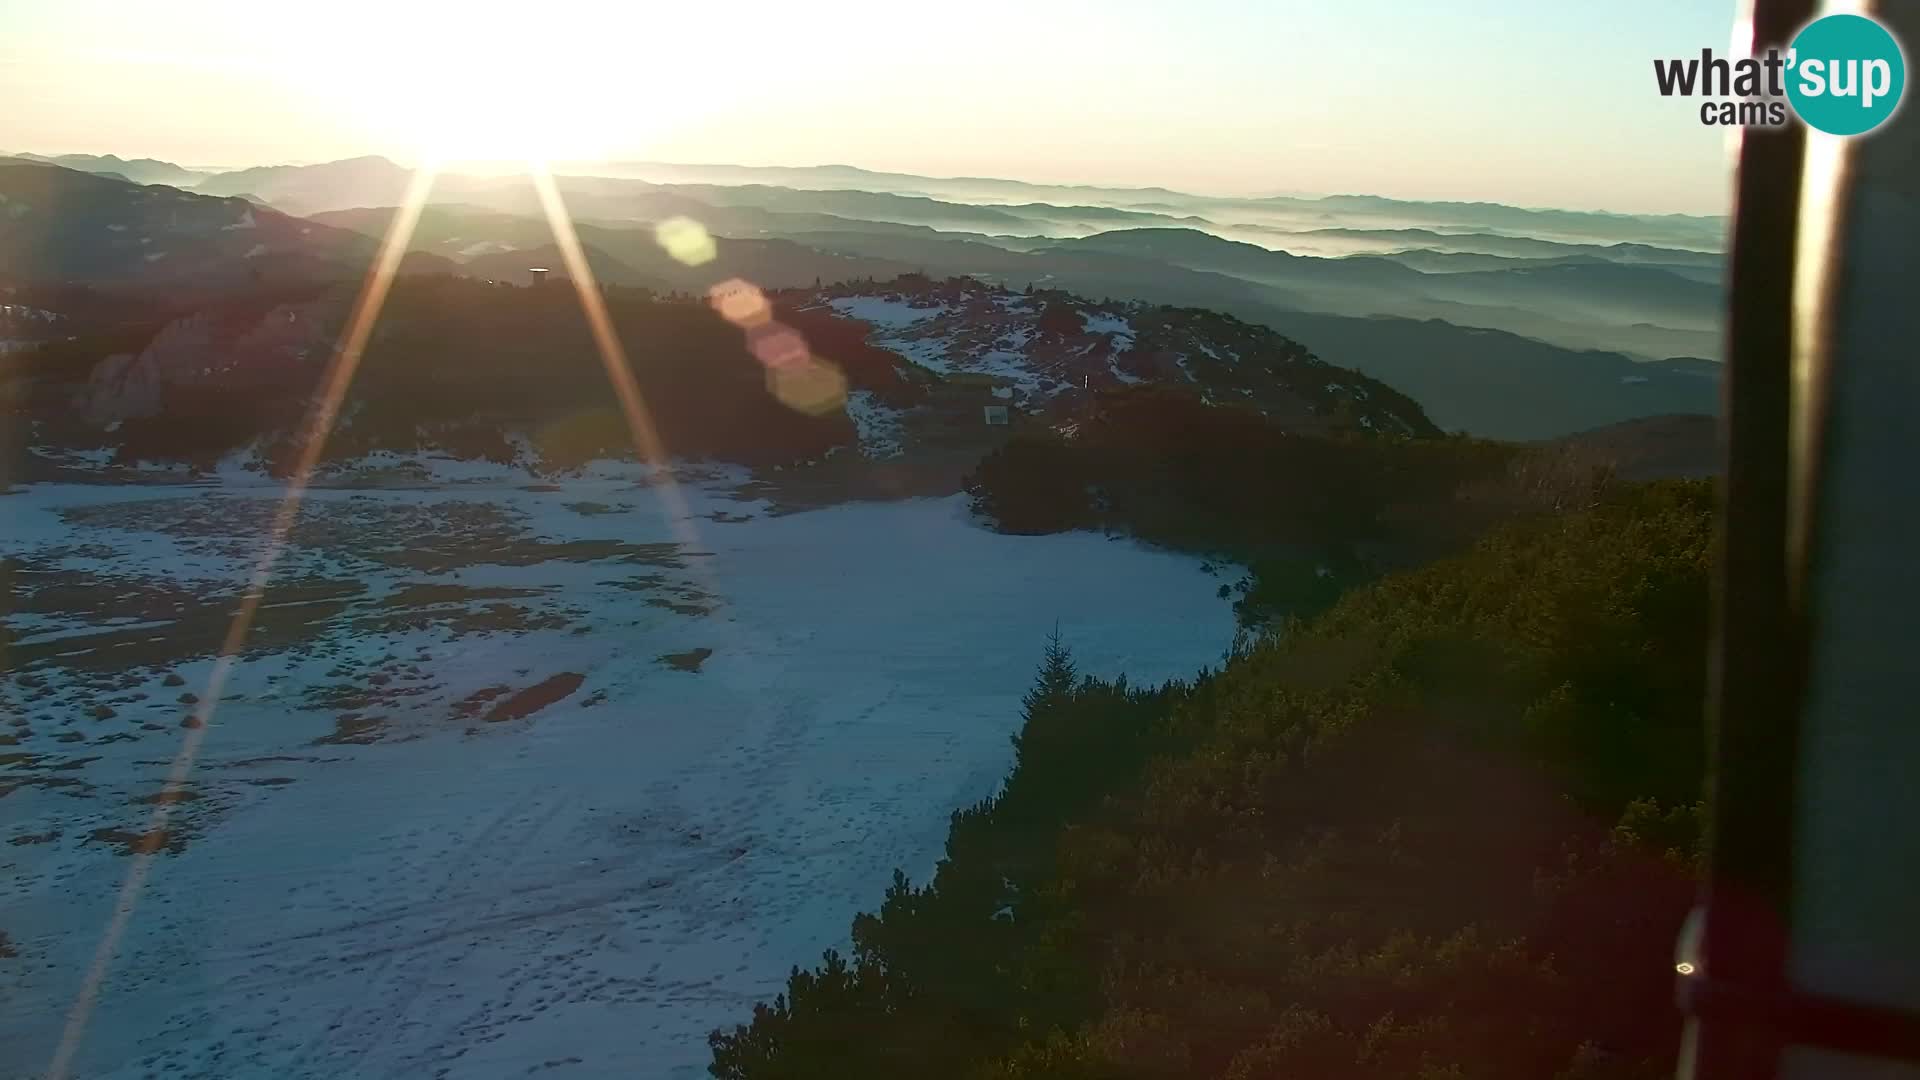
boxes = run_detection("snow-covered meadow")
[1,461,1235,1078]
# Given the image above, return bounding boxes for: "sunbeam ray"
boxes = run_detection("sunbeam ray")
[44,162,442,1080]
[527,162,707,545]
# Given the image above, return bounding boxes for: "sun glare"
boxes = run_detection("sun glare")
[322,4,708,166]
[371,66,628,166]
[420,89,592,166]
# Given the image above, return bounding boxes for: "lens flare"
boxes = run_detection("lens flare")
[709,278,772,328]
[655,216,717,267]
[766,357,849,416]
[746,323,811,370]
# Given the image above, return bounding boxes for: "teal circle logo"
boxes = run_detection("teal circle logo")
[1786,14,1906,136]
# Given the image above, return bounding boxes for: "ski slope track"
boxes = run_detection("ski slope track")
[0,461,1235,1078]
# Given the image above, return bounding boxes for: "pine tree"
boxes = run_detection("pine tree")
[1021,624,1077,723]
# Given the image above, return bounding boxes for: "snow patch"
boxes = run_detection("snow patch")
[0,475,1235,1080]
[827,296,947,328]
[456,239,519,259]
[1081,311,1136,350]
[843,390,907,458]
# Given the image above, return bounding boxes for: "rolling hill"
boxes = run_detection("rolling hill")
[5,152,210,188]
[0,159,452,291]
[6,154,1731,443]
[793,275,1437,441]
[309,205,917,290]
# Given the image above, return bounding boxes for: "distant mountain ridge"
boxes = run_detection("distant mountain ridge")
[1278,193,1726,248]
[308,205,917,290]
[290,202,1721,440]
[307,198,1721,364]
[551,159,1202,204]
[190,154,414,216]
[4,152,209,187]
[6,151,1725,235]
[3,153,1727,443]
[158,154,1724,246]
[1280,225,1723,261]
[0,159,453,291]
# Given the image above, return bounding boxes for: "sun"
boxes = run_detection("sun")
[320,5,699,168]
[281,0,820,170]
[408,82,607,167]
[358,57,633,168]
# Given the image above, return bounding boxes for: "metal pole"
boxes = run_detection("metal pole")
[1682,2,1920,1078]
[1776,0,1920,1075]
[1677,0,1813,1077]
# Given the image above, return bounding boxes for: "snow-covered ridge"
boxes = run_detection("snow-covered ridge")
[821,286,1143,402]
[806,277,1433,438]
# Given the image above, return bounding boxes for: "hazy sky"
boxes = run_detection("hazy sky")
[0,0,1740,214]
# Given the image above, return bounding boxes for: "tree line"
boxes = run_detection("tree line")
[712,467,1713,1079]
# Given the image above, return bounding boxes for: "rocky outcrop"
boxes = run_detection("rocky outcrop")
[84,351,165,422]
[82,301,336,423]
